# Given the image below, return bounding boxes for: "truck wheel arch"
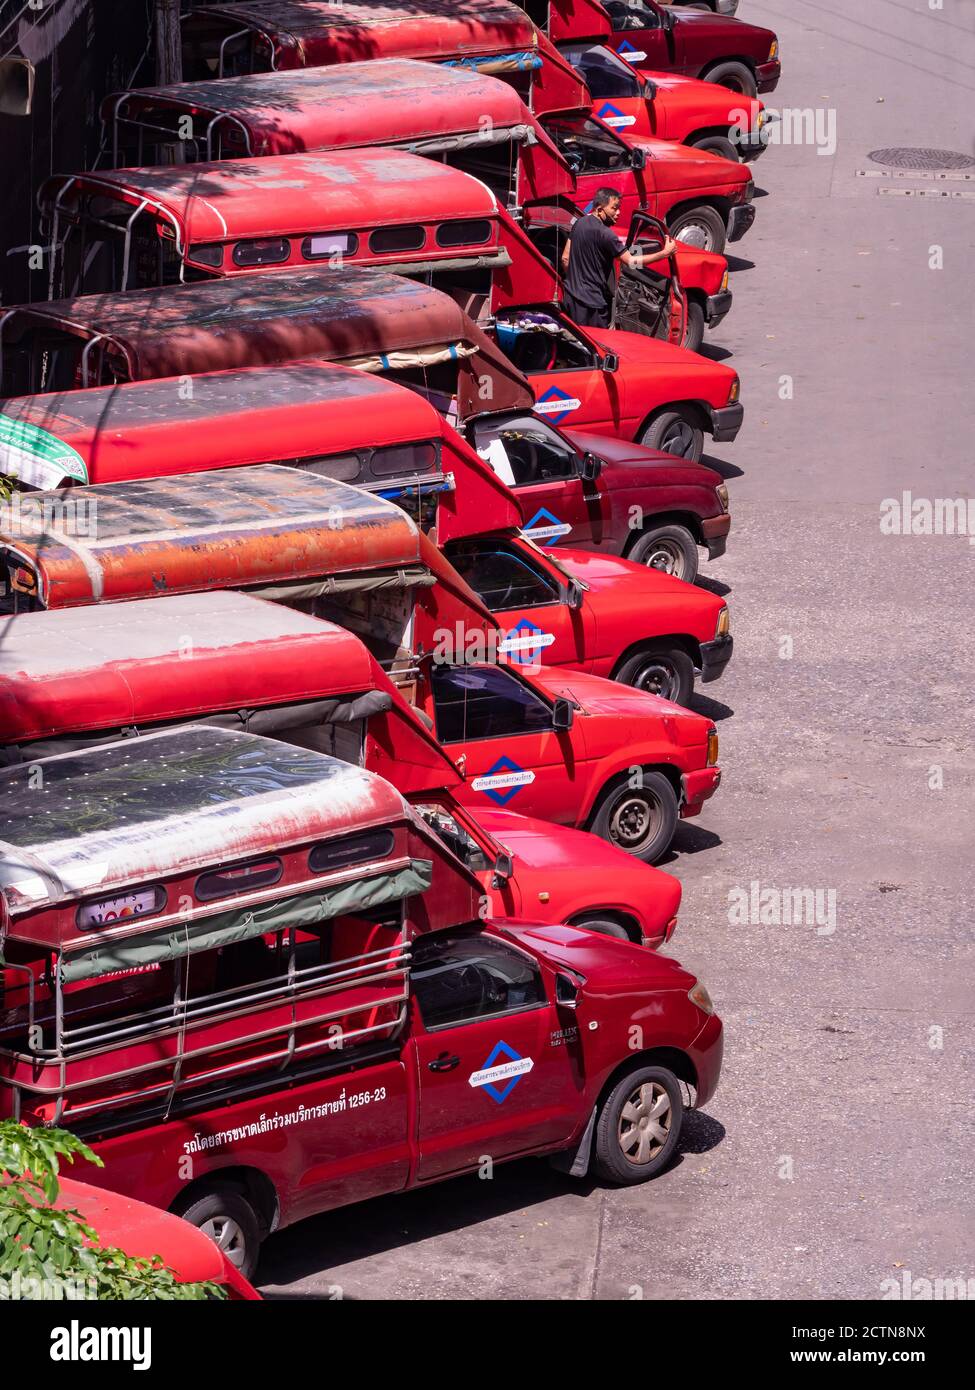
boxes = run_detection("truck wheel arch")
[581,759,685,829]
[170,1165,280,1241]
[609,635,702,684]
[636,399,710,446]
[622,510,706,556]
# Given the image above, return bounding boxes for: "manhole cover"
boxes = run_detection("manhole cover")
[868,147,975,171]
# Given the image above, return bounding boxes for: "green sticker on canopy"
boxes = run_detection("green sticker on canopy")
[0,417,88,490]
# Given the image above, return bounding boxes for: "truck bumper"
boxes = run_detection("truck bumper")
[708,401,744,442]
[681,766,721,818]
[705,288,733,329]
[756,59,781,94]
[702,512,731,559]
[688,1012,724,1109]
[736,125,770,162]
[727,202,756,243]
[699,633,734,683]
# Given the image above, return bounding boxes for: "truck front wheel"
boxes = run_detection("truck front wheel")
[590,770,680,863]
[593,1065,684,1183]
[668,204,727,255]
[637,408,704,461]
[614,645,695,704]
[174,1185,262,1282]
[628,525,700,584]
[703,60,757,97]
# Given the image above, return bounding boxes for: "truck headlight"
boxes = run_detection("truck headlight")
[716,606,730,638]
[716,482,729,511]
[688,981,714,1015]
[768,39,778,61]
[727,377,740,404]
[707,728,719,766]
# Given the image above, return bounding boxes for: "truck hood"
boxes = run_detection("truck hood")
[561,428,724,492]
[554,545,726,616]
[527,664,713,741]
[629,135,752,195]
[646,70,764,130]
[671,8,776,53]
[583,327,738,391]
[496,921,697,991]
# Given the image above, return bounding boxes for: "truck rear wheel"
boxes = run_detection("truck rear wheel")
[590,770,679,863]
[593,1065,684,1183]
[703,60,757,97]
[174,1185,261,1282]
[668,204,727,255]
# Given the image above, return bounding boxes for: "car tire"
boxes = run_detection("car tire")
[682,298,706,353]
[593,1065,684,1184]
[689,134,739,163]
[571,915,634,942]
[703,60,758,97]
[614,645,695,705]
[590,770,680,863]
[637,409,704,462]
[628,525,700,584]
[173,1186,262,1282]
[668,204,727,255]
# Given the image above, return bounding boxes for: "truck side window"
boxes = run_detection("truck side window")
[543,115,633,175]
[474,415,580,487]
[430,665,554,743]
[412,931,545,1029]
[445,542,560,611]
[605,2,660,32]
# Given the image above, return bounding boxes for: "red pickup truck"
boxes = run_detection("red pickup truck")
[545,0,780,96]
[0,727,724,1278]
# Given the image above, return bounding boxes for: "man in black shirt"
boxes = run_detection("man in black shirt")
[561,187,677,328]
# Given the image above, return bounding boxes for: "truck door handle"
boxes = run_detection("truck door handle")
[427,1052,460,1073]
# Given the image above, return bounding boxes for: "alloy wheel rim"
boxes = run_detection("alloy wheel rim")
[618,1080,673,1165]
[201,1214,247,1268]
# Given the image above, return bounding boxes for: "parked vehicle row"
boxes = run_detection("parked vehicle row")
[0,0,783,1280]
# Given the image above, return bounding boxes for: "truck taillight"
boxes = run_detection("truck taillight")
[707,729,719,766]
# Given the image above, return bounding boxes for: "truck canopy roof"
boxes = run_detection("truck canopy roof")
[0,726,412,916]
[187,0,545,63]
[0,266,534,417]
[0,465,501,620]
[109,58,556,156]
[0,591,466,798]
[0,358,445,488]
[39,147,498,246]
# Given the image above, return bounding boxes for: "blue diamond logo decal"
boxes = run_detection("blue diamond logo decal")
[534,384,579,426]
[524,506,571,546]
[469,754,535,806]
[471,1040,533,1103]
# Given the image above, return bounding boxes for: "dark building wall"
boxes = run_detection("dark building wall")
[1,0,154,306]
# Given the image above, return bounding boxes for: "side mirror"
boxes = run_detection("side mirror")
[581,450,603,480]
[630,145,647,171]
[598,353,618,375]
[552,697,574,731]
[491,850,514,888]
[566,578,585,610]
[555,972,580,1009]
[643,78,658,101]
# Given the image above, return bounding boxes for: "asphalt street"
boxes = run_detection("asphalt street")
[257,0,975,1300]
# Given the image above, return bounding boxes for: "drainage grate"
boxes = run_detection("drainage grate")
[868,147,975,171]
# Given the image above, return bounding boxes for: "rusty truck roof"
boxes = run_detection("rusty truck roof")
[0,267,534,416]
[0,726,412,916]
[185,0,542,64]
[39,146,498,246]
[0,465,502,621]
[109,58,550,155]
[0,358,448,489]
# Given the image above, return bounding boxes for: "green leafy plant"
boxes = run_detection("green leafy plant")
[0,1120,225,1300]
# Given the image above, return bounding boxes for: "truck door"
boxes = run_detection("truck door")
[490,319,625,443]
[604,2,674,73]
[426,661,586,824]
[443,537,597,674]
[410,929,581,1181]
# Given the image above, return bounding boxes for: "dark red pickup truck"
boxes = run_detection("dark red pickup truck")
[544,0,780,97]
